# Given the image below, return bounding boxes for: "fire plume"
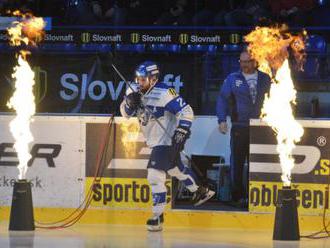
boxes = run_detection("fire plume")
[6,12,45,179]
[7,55,36,179]
[245,25,306,77]
[120,119,140,158]
[8,11,45,47]
[245,26,306,186]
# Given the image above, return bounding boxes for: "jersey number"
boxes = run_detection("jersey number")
[176,97,185,107]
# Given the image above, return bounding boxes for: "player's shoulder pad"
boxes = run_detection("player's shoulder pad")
[168,87,178,97]
[158,83,178,96]
[154,82,179,104]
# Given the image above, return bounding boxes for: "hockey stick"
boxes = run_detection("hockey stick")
[112,64,178,139]
[110,63,207,185]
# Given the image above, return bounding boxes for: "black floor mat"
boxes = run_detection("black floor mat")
[172,200,248,212]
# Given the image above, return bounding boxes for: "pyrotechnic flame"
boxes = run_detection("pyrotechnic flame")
[6,12,44,179]
[245,26,306,186]
[245,25,306,76]
[7,11,45,47]
[7,55,36,179]
[120,120,140,157]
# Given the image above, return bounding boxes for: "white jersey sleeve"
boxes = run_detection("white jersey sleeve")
[162,87,194,128]
[136,83,194,147]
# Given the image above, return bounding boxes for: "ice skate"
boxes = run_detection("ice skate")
[192,186,215,206]
[146,213,164,232]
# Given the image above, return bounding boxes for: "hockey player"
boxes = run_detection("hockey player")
[120,61,215,231]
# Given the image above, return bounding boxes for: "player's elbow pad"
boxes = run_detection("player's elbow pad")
[177,105,194,122]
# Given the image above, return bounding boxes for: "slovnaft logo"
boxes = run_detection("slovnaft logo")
[179,33,188,44]
[81,32,91,43]
[131,33,140,43]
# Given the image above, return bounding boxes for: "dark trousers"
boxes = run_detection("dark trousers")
[230,125,249,201]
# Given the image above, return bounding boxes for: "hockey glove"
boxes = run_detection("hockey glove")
[126,92,142,111]
[171,126,191,155]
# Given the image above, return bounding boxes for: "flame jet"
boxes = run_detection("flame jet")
[6,11,45,179]
[245,25,306,186]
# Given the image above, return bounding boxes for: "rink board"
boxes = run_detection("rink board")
[0,115,227,210]
[0,115,329,231]
[249,119,330,216]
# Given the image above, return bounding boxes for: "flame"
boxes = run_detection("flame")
[245,26,306,186]
[7,55,36,179]
[245,25,306,76]
[6,12,44,179]
[7,11,45,47]
[120,120,140,157]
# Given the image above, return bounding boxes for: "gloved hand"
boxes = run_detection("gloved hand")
[125,92,142,111]
[171,126,191,155]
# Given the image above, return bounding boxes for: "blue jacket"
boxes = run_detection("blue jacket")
[216,70,271,126]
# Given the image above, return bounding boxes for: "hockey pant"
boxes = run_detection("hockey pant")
[147,160,199,216]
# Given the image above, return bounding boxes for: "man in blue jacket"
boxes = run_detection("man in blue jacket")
[216,50,271,207]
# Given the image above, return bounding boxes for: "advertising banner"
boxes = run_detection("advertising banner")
[0,28,326,46]
[0,53,202,114]
[0,29,246,45]
[0,115,226,211]
[0,116,84,208]
[85,118,171,210]
[84,116,230,210]
[249,119,330,215]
